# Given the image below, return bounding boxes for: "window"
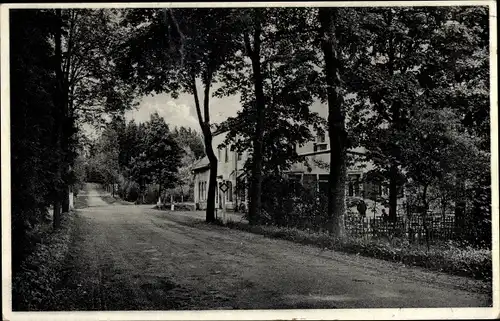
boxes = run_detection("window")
[238,181,245,201]
[217,148,221,162]
[314,143,327,152]
[225,147,229,163]
[397,186,404,198]
[215,181,218,203]
[226,181,233,202]
[348,174,361,197]
[317,132,326,143]
[348,181,354,196]
[237,152,242,161]
[198,181,201,200]
[314,132,327,152]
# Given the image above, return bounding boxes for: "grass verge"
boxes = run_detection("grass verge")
[224,220,492,282]
[155,203,195,211]
[100,194,132,205]
[74,194,88,209]
[12,213,76,311]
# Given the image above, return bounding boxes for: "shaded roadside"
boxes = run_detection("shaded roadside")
[12,214,76,311]
[219,219,492,286]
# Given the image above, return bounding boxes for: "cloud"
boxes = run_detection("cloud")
[126,93,200,131]
[126,89,242,132]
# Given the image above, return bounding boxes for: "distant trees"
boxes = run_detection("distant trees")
[86,113,190,204]
[172,126,205,160]
[117,8,244,222]
[49,8,136,225]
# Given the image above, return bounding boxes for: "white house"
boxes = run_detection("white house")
[192,130,248,212]
[192,123,405,218]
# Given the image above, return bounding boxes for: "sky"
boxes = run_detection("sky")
[125,91,329,133]
[125,91,242,132]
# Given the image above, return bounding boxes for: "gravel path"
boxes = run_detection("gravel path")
[53,184,492,310]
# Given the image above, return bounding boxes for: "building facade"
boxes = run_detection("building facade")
[192,131,248,212]
[192,126,405,217]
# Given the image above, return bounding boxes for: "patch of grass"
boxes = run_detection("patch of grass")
[100,194,132,205]
[223,221,492,282]
[74,194,88,209]
[154,204,195,211]
[12,213,76,311]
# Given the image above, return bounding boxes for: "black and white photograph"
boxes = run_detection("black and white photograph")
[1,1,498,320]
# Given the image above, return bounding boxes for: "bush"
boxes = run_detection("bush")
[12,214,75,311]
[259,175,328,230]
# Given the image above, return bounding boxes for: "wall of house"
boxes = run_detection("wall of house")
[193,132,248,212]
[193,100,405,216]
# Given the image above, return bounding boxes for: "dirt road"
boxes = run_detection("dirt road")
[55,184,491,310]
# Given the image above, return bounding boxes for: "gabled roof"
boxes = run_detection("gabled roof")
[192,156,210,171]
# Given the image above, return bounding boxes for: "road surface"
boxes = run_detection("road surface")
[55,184,491,310]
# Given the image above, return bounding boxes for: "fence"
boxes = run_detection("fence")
[344,213,457,243]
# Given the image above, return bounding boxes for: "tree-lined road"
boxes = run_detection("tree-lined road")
[56,185,491,310]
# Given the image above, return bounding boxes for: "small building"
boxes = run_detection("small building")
[192,130,248,212]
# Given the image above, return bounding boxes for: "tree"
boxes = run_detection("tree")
[345,6,489,242]
[318,7,348,236]
[165,146,197,203]
[118,8,244,222]
[172,126,205,160]
[346,7,446,221]
[10,9,61,269]
[143,113,184,199]
[50,8,137,217]
[85,123,120,194]
[216,8,324,224]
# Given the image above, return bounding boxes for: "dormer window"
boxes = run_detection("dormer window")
[317,132,326,143]
[314,132,327,152]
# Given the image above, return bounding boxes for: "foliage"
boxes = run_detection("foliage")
[117,8,245,221]
[56,9,138,128]
[131,113,183,193]
[255,175,328,230]
[216,8,325,187]
[86,113,184,202]
[12,215,75,311]
[10,9,63,272]
[164,146,197,202]
[172,126,205,160]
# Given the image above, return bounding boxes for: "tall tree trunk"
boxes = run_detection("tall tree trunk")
[245,9,265,226]
[388,164,399,221]
[454,179,466,235]
[191,72,217,223]
[53,8,64,228]
[319,8,346,237]
[386,10,399,223]
[422,184,430,251]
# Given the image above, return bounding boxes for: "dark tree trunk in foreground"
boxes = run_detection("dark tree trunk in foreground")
[191,73,217,223]
[388,163,399,221]
[386,10,399,223]
[52,8,64,229]
[319,8,346,237]
[245,9,265,226]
